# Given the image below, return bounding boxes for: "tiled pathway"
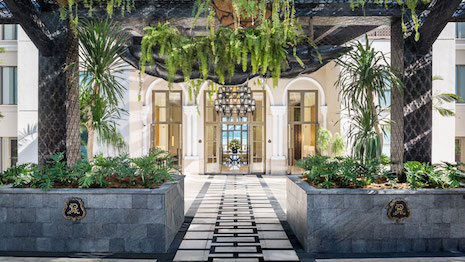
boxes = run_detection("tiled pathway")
[173,175,299,262]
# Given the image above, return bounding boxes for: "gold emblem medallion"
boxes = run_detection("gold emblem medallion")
[387,198,410,222]
[63,198,86,221]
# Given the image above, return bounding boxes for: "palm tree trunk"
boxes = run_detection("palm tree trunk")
[367,89,383,152]
[87,123,95,162]
[86,101,95,162]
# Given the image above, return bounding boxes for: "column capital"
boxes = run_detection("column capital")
[270,105,287,116]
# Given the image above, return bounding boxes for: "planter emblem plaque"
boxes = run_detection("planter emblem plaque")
[63,198,86,221]
[387,199,410,222]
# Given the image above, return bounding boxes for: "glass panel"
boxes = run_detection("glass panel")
[457,23,465,39]
[457,66,465,103]
[206,141,217,162]
[154,92,166,107]
[153,124,168,150]
[206,107,217,122]
[153,107,166,122]
[3,25,16,40]
[456,139,461,163]
[289,92,301,106]
[168,124,181,158]
[169,92,181,106]
[169,106,182,122]
[10,139,17,167]
[303,107,316,122]
[206,125,217,141]
[303,92,315,107]
[252,126,263,142]
[302,124,317,158]
[2,67,16,105]
[290,107,301,122]
[253,92,264,122]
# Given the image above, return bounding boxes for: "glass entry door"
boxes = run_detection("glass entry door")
[288,91,318,174]
[220,116,249,174]
[204,90,265,174]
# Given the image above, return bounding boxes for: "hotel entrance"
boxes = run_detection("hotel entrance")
[204,89,265,174]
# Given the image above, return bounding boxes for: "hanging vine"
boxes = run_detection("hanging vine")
[58,0,435,95]
[350,0,432,41]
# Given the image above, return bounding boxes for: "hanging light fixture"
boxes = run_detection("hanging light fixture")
[214,84,256,117]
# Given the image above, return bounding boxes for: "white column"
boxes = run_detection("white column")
[141,105,151,156]
[183,105,197,157]
[192,112,198,157]
[320,105,328,129]
[270,106,287,159]
[272,114,278,157]
[278,113,285,156]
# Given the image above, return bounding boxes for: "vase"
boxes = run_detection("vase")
[210,0,271,29]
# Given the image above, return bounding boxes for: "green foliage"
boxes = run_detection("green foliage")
[0,149,177,191]
[296,155,391,189]
[331,133,346,157]
[77,18,129,158]
[0,164,33,187]
[228,139,241,151]
[131,148,177,187]
[59,0,135,28]
[433,93,464,117]
[404,161,465,189]
[297,155,465,190]
[349,0,432,41]
[316,128,332,155]
[337,36,400,163]
[336,35,402,111]
[140,19,311,89]
[347,104,384,161]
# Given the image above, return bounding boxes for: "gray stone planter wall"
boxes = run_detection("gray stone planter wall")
[287,175,465,253]
[0,175,184,253]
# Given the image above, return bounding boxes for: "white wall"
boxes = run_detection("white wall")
[17,26,38,164]
[432,23,456,163]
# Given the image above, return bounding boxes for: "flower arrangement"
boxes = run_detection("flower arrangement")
[229,139,241,152]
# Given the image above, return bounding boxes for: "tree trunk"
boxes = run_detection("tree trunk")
[367,89,383,150]
[87,123,95,162]
[38,22,80,166]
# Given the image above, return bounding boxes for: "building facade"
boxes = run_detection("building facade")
[1,23,464,174]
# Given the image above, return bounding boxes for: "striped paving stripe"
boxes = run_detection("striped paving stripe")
[174,175,299,262]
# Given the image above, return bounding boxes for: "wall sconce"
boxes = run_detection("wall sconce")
[268,139,271,143]
[199,139,202,143]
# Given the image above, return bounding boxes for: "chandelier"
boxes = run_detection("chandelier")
[214,86,256,117]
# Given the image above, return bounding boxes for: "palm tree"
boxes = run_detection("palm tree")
[77,18,129,161]
[80,87,127,156]
[336,35,402,159]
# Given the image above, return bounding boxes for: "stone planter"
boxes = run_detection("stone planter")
[287,175,465,253]
[0,175,184,253]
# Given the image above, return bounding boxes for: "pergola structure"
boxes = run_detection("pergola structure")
[0,0,464,173]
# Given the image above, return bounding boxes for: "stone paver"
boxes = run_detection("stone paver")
[173,175,299,262]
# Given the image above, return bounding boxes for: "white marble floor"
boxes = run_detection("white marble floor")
[173,175,299,262]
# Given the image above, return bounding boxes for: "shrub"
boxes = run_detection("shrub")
[404,161,465,189]
[0,148,177,191]
[331,133,345,157]
[316,128,332,156]
[296,155,391,189]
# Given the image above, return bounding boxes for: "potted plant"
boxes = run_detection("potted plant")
[229,139,241,153]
